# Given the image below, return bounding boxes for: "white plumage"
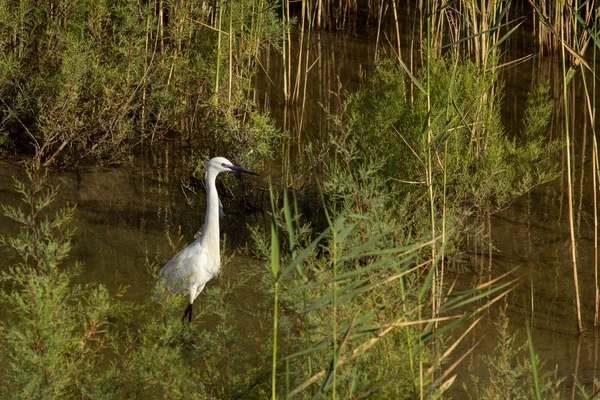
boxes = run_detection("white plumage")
[159,157,259,322]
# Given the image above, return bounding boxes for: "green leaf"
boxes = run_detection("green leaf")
[278,228,329,282]
[283,188,296,256]
[418,243,444,302]
[526,321,542,400]
[399,57,426,95]
[269,183,280,278]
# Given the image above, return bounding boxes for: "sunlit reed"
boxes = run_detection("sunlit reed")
[560,8,583,334]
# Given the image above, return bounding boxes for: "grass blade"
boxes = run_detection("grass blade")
[526,321,542,400]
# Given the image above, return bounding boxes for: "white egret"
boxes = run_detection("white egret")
[159,157,259,322]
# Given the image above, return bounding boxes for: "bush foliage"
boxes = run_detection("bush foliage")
[0,0,283,167]
[324,57,558,251]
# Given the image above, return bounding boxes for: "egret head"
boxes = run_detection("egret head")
[206,157,259,176]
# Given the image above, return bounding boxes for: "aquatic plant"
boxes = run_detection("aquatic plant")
[0,92,565,400]
[466,306,564,399]
[0,2,587,398]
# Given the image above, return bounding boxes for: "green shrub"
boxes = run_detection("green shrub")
[324,56,559,254]
[0,171,131,398]
[466,306,564,399]
[0,0,283,167]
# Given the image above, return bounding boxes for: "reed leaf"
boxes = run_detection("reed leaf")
[341,236,436,261]
[282,310,380,361]
[487,20,526,60]
[526,321,542,400]
[270,183,280,278]
[441,279,516,312]
[441,18,525,50]
[283,188,296,256]
[278,227,329,282]
[398,58,426,95]
[290,254,412,292]
[417,243,444,302]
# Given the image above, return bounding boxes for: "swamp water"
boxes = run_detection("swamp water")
[1,21,599,399]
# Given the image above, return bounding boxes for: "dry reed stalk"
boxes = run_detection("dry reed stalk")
[594,139,599,326]
[281,0,289,102]
[391,0,402,62]
[570,335,583,399]
[561,14,583,334]
[316,0,322,29]
[425,0,437,322]
[141,9,152,133]
[300,33,312,137]
[595,333,599,393]
[215,0,223,95]
[529,0,595,57]
[286,0,292,100]
[374,0,384,63]
[228,0,233,103]
[292,1,307,102]
[577,112,588,234]
[410,40,414,104]
[159,0,165,53]
[595,19,599,327]
[580,10,599,325]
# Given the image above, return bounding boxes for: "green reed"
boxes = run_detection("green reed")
[526,321,542,400]
[260,150,521,397]
[269,182,281,399]
[321,5,559,392]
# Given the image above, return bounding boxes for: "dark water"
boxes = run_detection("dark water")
[459,47,600,396]
[0,146,264,305]
[1,12,599,398]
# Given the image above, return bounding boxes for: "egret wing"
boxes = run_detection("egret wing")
[160,246,208,293]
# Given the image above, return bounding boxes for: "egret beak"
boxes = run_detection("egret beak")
[229,164,259,176]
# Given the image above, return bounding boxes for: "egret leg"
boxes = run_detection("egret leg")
[182,303,192,322]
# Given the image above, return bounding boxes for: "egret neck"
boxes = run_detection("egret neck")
[202,166,221,271]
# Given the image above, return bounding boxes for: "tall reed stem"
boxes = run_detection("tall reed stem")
[391,0,402,61]
[581,10,599,326]
[281,0,289,102]
[216,0,223,95]
[594,138,599,326]
[271,280,279,399]
[561,12,583,334]
[591,8,599,328]
[426,0,436,318]
[269,183,281,399]
[591,12,600,326]
[228,0,233,102]
[331,223,338,399]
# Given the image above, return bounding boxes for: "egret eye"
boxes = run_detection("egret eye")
[221,163,227,167]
